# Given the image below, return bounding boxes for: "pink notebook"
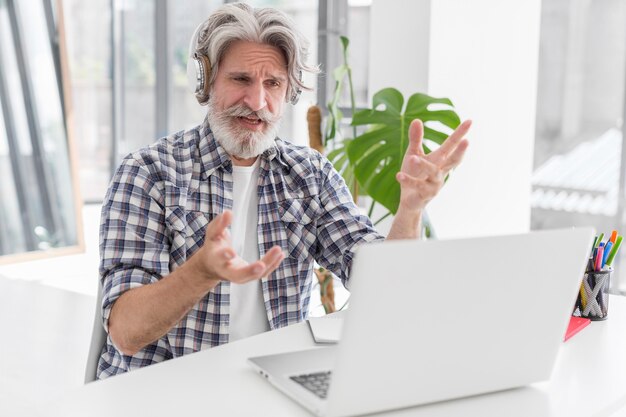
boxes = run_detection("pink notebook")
[564,316,591,342]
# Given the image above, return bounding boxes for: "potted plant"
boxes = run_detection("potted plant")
[308,36,462,314]
[310,37,461,228]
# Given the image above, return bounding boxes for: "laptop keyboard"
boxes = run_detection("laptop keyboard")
[290,371,332,399]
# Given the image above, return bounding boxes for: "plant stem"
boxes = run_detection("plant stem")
[344,42,359,202]
[346,69,357,141]
[374,211,392,226]
[367,198,376,219]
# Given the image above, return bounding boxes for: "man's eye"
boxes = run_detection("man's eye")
[234,77,249,83]
[266,80,280,88]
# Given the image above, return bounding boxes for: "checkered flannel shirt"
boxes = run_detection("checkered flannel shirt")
[97,117,384,379]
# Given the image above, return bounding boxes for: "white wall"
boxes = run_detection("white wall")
[368,0,431,96]
[369,0,542,238]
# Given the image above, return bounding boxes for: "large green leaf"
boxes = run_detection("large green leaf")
[346,88,461,214]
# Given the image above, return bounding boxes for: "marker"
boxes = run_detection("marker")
[595,245,604,271]
[605,235,622,267]
[603,241,613,267]
[610,230,618,244]
[596,233,605,248]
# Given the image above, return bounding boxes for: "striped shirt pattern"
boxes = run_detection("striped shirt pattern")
[97,117,384,379]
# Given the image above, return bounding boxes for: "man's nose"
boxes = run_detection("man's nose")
[242,82,267,112]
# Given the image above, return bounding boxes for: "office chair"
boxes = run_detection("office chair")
[84,280,106,383]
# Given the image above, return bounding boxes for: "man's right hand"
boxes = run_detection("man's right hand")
[187,210,285,286]
[109,210,284,356]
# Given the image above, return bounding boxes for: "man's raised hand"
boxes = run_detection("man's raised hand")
[396,119,471,212]
[191,210,285,285]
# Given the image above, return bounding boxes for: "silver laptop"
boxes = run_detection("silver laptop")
[248,228,594,417]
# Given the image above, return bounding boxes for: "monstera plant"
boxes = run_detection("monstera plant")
[308,36,462,315]
[324,37,461,227]
[347,89,460,218]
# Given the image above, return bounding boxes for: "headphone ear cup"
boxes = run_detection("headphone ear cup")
[290,87,302,105]
[186,52,212,105]
[196,53,212,103]
[186,22,212,105]
[187,53,201,94]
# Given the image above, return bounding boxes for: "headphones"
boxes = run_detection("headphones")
[186,22,302,106]
[186,23,212,105]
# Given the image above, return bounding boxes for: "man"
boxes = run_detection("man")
[97,2,470,379]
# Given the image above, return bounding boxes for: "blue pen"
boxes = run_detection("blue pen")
[603,241,613,268]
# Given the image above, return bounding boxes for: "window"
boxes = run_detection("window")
[63,0,113,203]
[65,0,324,202]
[532,0,626,292]
[0,0,81,258]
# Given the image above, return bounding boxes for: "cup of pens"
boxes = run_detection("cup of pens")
[574,231,622,321]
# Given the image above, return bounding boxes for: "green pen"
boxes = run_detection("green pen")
[596,233,605,248]
[605,235,622,267]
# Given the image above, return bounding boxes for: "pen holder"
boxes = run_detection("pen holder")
[574,268,612,321]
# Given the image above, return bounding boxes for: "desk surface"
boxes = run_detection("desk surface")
[42,296,626,417]
[0,277,95,417]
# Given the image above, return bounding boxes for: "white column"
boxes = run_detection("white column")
[426,0,541,238]
[369,0,542,238]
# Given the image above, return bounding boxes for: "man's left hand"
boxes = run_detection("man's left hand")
[396,119,471,213]
[387,119,471,240]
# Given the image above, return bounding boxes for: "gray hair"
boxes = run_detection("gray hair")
[194,2,319,105]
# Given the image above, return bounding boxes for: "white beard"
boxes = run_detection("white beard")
[206,97,281,159]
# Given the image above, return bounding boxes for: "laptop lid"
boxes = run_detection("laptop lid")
[325,228,594,417]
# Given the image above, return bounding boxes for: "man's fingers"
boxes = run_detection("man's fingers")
[407,154,438,178]
[396,170,442,189]
[224,262,264,283]
[204,210,232,241]
[218,246,236,261]
[440,138,469,172]
[224,247,285,283]
[253,246,285,278]
[228,259,274,282]
[406,119,425,157]
[260,246,283,264]
[262,247,286,273]
[430,119,472,165]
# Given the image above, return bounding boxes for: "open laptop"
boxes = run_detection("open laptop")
[248,228,594,417]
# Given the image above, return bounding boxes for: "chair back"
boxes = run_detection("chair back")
[84,280,106,383]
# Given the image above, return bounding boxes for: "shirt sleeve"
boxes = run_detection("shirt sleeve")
[314,156,385,288]
[99,156,170,332]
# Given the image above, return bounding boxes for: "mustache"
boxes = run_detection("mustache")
[220,104,278,124]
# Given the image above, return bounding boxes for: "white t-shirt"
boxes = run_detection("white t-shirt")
[229,159,270,342]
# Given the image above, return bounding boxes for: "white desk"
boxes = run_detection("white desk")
[0,277,95,417]
[42,296,626,417]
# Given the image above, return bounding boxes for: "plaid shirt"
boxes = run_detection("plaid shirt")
[97,117,384,379]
